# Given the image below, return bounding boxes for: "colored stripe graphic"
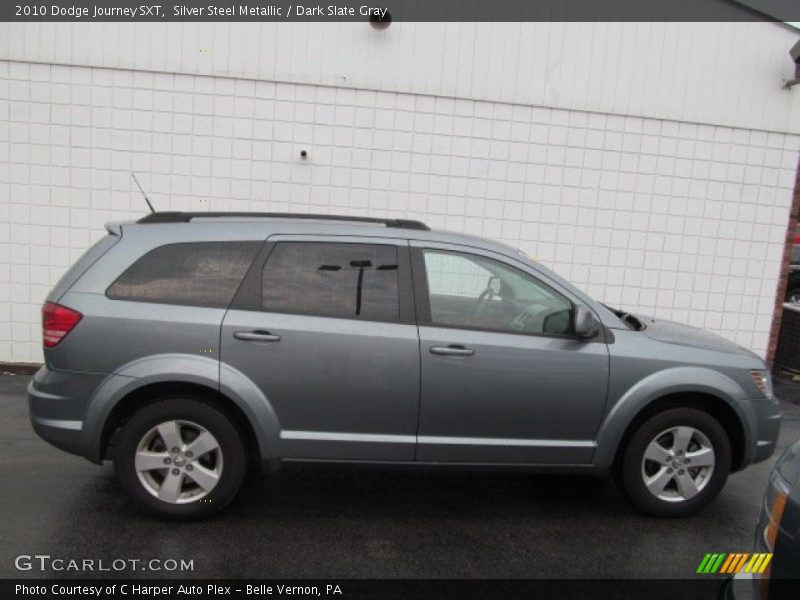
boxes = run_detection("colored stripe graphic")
[759,553,773,573]
[696,554,713,573]
[720,554,736,574]
[732,554,750,574]
[744,553,773,574]
[697,553,727,573]
[710,553,726,573]
[745,554,761,573]
[697,553,773,574]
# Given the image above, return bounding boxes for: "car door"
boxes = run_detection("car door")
[411,242,609,464]
[220,235,420,461]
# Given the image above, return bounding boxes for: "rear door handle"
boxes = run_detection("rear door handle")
[430,345,475,357]
[233,330,281,342]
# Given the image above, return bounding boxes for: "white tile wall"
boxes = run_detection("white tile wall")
[4,22,800,135]
[0,59,798,362]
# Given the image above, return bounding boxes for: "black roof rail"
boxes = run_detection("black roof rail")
[136,212,430,231]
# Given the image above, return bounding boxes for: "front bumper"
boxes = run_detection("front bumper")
[28,366,106,460]
[734,395,782,469]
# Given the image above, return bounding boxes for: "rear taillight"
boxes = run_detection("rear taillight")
[42,302,82,348]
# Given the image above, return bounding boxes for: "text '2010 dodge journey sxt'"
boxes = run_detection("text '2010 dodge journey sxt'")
[29,212,781,519]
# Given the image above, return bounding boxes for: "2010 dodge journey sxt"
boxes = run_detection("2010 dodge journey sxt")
[29,212,781,519]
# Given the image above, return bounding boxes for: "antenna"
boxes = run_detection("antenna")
[131,172,155,213]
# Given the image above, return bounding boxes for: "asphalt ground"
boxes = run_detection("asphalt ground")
[1,372,798,579]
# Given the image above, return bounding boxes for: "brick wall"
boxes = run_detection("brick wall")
[767,155,800,365]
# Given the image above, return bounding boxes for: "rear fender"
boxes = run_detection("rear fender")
[83,354,280,462]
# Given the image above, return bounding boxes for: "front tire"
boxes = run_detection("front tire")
[619,408,731,517]
[114,397,247,520]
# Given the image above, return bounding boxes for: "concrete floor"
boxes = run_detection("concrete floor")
[1,372,798,579]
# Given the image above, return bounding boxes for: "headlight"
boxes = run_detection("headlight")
[763,471,790,552]
[752,471,790,594]
[750,370,774,398]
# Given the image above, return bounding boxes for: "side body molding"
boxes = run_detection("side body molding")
[591,366,753,471]
[82,354,281,463]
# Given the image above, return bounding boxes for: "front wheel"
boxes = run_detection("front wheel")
[114,397,247,520]
[619,408,731,517]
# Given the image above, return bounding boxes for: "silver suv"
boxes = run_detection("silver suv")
[29,212,781,519]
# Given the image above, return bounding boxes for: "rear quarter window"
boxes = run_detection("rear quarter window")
[48,234,121,302]
[106,242,261,308]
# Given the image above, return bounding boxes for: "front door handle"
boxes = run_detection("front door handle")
[430,345,475,357]
[233,330,281,342]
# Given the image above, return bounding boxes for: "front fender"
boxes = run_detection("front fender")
[83,354,281,463]
[592,366,753,470]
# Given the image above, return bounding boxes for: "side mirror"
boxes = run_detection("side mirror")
[573,306,600,339]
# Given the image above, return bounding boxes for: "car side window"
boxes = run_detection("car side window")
[421,249,574,335]
[106,242,261,308]
[261,242,400,322]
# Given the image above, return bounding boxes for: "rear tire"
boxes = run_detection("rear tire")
[114,397,247,520]
[619,408,731,517]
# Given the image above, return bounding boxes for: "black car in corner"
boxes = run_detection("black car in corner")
[787,266,800,305]
[785,236,799,304]
[724,439,800,599]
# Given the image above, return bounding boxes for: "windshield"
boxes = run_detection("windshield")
[511,249,629,329]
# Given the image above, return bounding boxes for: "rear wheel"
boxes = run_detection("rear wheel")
[114,397,247,520]
[619,408,731,517]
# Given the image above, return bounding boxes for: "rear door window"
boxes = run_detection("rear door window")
[106,242,261,308]
[261,242,400,321]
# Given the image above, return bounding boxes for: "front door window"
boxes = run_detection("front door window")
[421,250,574,335]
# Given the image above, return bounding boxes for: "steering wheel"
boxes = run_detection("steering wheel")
[471,276,513,324]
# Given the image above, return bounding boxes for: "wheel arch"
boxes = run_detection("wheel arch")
[99,381,262,472]
[608,392,747,474]
[593,366,753,474]
[82,354,282,466]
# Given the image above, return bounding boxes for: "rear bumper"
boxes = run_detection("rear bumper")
[30,415,85,456]
[28,366,106,462]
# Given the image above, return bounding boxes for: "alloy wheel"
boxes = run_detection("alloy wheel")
[640,426,715,503]
[134,420,223,504]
